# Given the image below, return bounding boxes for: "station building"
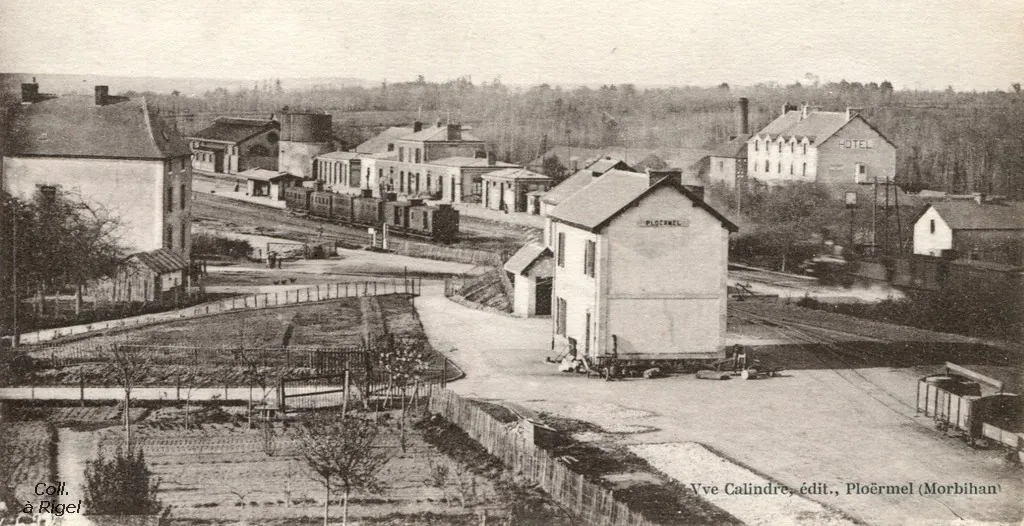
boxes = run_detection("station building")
[541,169,737,361]
[747,105,895,188]
[480,168,552,213]
[188,117,279,175]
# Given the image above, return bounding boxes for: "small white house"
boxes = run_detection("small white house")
[546,169,737,361]
[503,243,553,317]
[913,200,1024,265]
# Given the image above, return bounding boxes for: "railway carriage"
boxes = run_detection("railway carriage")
[285,188,460,243]
[283,186,313,212]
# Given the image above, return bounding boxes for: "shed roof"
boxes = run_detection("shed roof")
[548,169,738,233]
[710,134,752,158]
[354,126,414,154]
[6,96,190,160]
[540,169,598,205]
[131,248,190,274]
[480,168,551,181]
[426,157,517,168]
[503,243,552,275]
[190,117,278,144]
[926,201,1024,230]
[240,168,302,182]
[317,150,364,161]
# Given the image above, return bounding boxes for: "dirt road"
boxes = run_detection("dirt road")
[414,285,1024,525]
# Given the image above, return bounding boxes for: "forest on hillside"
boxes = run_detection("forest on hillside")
[14,76,1024,199]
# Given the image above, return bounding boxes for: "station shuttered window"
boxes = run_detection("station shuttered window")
[164,226,173,249]
[556,297,567,335]
[584,240,595,277]
[180,184,186,209]
[166,187,173,212]
[557,232,566,267]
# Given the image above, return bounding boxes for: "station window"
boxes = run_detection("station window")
[755,141,759,152]
[584,240,596,277]
[166,187,173,212]
[556,298,567,335]
[802,163,807,176]
[802,144,807,154]
[789,163,794,175]
[557,232,566,267]
[777,162,781,173]
[778,142,782,153]
[164,226,173,249]
[764,160,769,172]
[180,184,186,209]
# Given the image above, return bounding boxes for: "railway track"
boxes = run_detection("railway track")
[193,192,527,251]
[729,305,921,420]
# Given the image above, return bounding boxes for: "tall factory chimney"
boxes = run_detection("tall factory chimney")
[737,98,750,135]
[94,86,110,105]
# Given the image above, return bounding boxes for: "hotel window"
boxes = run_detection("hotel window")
[557,232,566,267]
[777,162,781,173]
[789,163,794,175]
[754,141,759,152]
[584,240,596,277]
[778,142,782,153]
[930,219,935,234]
[764,160,769,172]
[802,163,807,176]
[556,297,567,335]
[802,144,807,154]
[855,163,867,183]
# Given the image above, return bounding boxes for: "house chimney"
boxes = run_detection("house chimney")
[446,123,462,141]
[487,151,496,166]
[94,85,109,106]
[801,103,809,118]
[646,168,682,188]
[21,82,39,103]
[413,121,423,133]
[436,119,443,128]
[782,103,798,115]
[737,98,750,135]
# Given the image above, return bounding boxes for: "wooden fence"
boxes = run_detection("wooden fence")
[429,388,656,526]
[13,279,422,346]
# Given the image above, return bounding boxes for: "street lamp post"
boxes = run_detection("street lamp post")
[845,191,858,258]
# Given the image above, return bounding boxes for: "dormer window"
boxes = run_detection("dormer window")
[755,140,759,152]
[802,143,807,154]
[778,142,782,153]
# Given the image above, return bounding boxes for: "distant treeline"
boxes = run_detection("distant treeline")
[109,78,1024,198]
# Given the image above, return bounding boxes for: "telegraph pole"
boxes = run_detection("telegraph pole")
[872,177,878,257]
[884,178,891,256]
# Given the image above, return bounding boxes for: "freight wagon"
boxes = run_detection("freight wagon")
[917,363,1023,458]
[286,189,460,244]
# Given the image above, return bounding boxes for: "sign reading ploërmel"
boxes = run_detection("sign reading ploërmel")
[638,219,689,227]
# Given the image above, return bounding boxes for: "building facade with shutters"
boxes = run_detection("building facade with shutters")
[2,82,193,256]
[746,105,895,188]
[544,169,736,361]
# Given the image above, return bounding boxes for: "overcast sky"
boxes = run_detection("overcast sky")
[1,0,1022,90]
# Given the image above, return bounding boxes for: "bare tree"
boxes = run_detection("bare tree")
[297,414,393,526]
[374,337,430,451]
[107,345,151,449]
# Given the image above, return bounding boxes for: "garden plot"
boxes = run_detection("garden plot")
[93,415,508,523]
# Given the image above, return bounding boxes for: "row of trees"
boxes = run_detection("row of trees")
[140,77,1024,198]
[0,189,126,335]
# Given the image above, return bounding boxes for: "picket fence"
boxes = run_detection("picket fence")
[429,388,656,526]
[14,279,422,346]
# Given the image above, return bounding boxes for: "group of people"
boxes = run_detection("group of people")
[266,251,284,269]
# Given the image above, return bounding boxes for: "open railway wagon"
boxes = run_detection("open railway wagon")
[917,362,1023,461]
[294,188,461,244]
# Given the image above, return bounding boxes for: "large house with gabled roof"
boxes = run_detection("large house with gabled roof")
[746,105,895,187]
